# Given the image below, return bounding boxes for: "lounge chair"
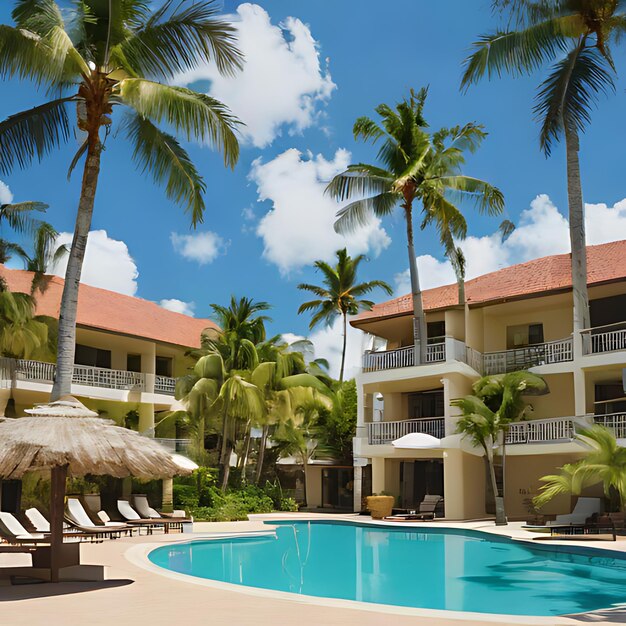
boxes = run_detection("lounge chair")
[132,494,192,530]
[524,497,602,529]
[384,495,444,521]
[66,497,132,538]
[118,500,183,534]
[0,511,49,544]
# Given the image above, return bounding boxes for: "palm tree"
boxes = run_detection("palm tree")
[326,89,504,363]
[298,248,392,382]
[535,425,626,512]
[0,0,242,400]
[0,290,49,359]
[452,370,548,525]
[26,222,68,294]
[461,0,625,334]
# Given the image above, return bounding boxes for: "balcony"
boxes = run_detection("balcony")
[154,437,191,453]
[505,416,577,444]
[594,412,626,438]
[9,358,177,396]
[582,322,626,355]
[367,417,445,445]
[482,337,573,375]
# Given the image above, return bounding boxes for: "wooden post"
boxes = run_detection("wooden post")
[50,465,68,583]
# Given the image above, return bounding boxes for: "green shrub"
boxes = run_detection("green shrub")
[279,497,299,512]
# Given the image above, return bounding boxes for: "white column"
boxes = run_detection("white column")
[353,464,363,512]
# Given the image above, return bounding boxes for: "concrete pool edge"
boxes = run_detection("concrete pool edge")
[125,517,626,624]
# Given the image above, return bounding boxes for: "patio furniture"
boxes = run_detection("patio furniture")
[132,494,192,531]
[533,519,617,542]
[384,495,443,521]
[524,497,603,529]
[117,500,161,534]
[0,511,49,544]
[66,498,132,538]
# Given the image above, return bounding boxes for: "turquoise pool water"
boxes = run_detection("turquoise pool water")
[148,521,626,616]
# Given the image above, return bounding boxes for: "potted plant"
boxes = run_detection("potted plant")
[366,493,395,519]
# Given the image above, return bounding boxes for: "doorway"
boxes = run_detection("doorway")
[400,459,444,513]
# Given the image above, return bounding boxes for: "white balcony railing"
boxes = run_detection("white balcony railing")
[483,337,573,375]
[362,342,446,372]
[155,375,177,395]
[582,322,626,355]
[367,417,445,445]
[594,412,626,439]
[505,416,577,444]
[14,359,145,391]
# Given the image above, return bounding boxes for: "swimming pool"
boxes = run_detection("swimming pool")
[148,521,626,616]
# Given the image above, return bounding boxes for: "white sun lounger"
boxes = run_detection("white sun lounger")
[0,511,47,542]
[66,498,130,537]
[547,497,602,526]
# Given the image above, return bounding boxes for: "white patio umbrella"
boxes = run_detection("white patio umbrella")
[0,397,193,582]
[392,432,441,449]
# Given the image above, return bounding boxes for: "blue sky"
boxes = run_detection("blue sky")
[1,1,625,375]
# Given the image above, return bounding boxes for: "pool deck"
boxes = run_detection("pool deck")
[1,513,626,626]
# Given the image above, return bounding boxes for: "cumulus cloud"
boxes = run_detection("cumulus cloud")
[159,299,196,317]
[0,180,13,204]
[307,318,363,380]
[51,230,139,296]
[170,231,227,265]
[251,148,391,275]
[173,3,335,147]
[394,194,626,294]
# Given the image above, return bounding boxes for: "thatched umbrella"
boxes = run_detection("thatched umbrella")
[0,397,192,582]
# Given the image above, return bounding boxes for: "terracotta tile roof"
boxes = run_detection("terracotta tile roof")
[0,267,217,348]
[352,240,626,326]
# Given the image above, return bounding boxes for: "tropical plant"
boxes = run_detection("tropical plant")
[461,0,625,333]
[326,89,504,363]
[298,248,392,382]
[534,425,626,511]
[0,200,50,272]
[452,370,548,525]
[0,0,242,400]
[316,378,358,463]
[26,222,68,294]
[0,290,49,359]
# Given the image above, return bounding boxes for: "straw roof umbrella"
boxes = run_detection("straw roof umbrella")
[0,397,192,582]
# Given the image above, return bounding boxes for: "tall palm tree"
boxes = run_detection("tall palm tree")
[452,370,548,525]
[461,0,625,334]
[0,290,49,359]
[326,89,504,363]
[298,248,392,382]
[0,0,242,400]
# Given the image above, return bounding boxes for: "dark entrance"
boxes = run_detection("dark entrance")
[321,466,354,511]
[400,459,444,514]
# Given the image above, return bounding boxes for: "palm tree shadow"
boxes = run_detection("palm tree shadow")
[566,608,626,623]
[0,578,133,601]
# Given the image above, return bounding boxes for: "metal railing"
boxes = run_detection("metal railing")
[505,416,577,444]
[483,337,573,375]
[581,322,626,355]
[14,359,145,391]
[594,412,626,439]
[362,342,446,372]
[154,375,176,395]
[367,417,445,445]
[154,438,191,453]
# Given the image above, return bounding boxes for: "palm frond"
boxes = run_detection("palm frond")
[0,97,74,176]
[0,201,47,234]
[499,218,516,241]
[118,0,243,79]
[118,78,240,168]
[436,175,505,216]
[123,113,207,226]
[535,41,615,155]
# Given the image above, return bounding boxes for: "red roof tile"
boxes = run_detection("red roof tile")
[352,240,626,326]
[0,267,216,348]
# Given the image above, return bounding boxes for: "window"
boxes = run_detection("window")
[75,344,111,369]
[506,323,544,349]
[407,389,444,418]
[155,356,173,377]
[427,321,445,344]
[127,354,141,373]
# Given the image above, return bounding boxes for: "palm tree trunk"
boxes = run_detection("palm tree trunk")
[404,203,427,364]
[457,276,465,306]
[219,414,231,490]
[301,453,308,508]
[51,140,102,400]
[486,444,506,525]
[339,312,347,382]
[565,125,590,333]
[254,424,269,485]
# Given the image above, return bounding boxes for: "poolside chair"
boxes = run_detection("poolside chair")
[0,511,48,544]
[132,494,192,529]
[118,500,183,534]
[546,497,602,526]
[384,495,444,522]
[66,497,131,538]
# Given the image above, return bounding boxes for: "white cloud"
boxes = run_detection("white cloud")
[251,148,391,275]
[170,231,227,265]
[306,317,363,380]
[394,194,626,294]
[159,299,195,317]
[0,180,13,204]
[173,4,335,148]
[51,230,139,296]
